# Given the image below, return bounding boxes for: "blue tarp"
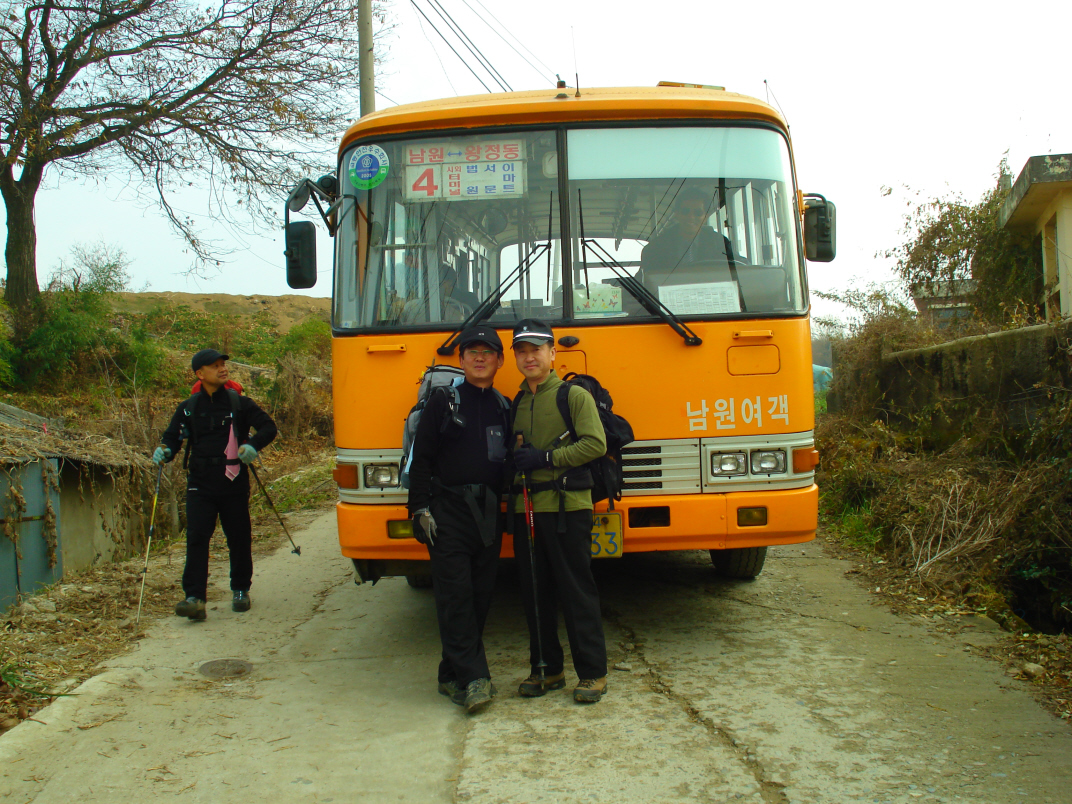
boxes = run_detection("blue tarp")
[813,364,833,393]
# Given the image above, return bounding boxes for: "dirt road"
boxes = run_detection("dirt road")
[2,513,1070,803]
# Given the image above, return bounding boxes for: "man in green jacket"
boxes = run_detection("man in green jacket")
[510,319,609,703]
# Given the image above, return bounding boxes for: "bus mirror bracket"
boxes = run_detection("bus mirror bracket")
[803,194,836,262]
[286,175,340,236]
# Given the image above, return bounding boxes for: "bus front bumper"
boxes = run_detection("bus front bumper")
[336,484,816,581]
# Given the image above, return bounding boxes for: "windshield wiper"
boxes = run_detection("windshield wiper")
[437,241,551,356]
[577,191,702,347]
[438,192,556,356]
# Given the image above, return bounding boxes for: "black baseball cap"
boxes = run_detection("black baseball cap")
[457,325,503,353]
[511,319,554,347]
[191,348,229,372]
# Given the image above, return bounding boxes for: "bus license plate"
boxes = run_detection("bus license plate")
[590,513,623,558]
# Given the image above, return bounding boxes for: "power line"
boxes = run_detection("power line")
[412,7,459,96]
[458,0,555,85]
[376,89,399,106]
[409,0,491,93]
[425,0,511,92]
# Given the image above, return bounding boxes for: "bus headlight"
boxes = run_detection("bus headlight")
[711,452,747,476]
[749,450,786,474]
[363,463,400,488]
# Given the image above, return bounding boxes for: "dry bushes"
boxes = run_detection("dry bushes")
[819,406,1072,630]
[266,353,332,451]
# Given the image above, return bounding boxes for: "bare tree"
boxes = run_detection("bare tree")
[0,0,390,316]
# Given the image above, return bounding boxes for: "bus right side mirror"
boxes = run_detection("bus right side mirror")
[804,198,836,262]
[285,221,317,289]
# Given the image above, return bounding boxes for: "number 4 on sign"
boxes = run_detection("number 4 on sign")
[411,168,438,197]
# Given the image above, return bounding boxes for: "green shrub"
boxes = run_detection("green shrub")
[279,318,331,360]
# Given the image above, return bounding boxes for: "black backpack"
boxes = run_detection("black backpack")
[513,372,635,508]
[400,365,510,489]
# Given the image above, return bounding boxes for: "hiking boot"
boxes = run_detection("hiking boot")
[175,597,206,621]
[517,671,566,697]
[574,677,607,703]
[437,680,465,706]
[464,678,496,713]
[232,591,251,612]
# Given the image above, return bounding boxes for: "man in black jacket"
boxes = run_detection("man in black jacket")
[407,325,510,714]
[154,349,277,621]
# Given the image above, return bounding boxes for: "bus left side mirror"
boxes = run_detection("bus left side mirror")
[285,221,317,289]
[803,197,836,262]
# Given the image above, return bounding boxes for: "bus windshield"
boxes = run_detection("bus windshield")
[333,126,804,331]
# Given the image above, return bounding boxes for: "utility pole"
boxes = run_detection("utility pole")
[359,0,375,117]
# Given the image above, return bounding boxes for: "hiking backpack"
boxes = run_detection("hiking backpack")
[512,372,635,508]
[399,365,511,489]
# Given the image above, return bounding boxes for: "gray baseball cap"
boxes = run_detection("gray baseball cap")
[511,318,554,347]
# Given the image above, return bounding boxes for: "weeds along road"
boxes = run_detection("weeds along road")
[2,512,1070,804]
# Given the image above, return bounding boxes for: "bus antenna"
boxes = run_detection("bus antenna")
[763,79,789,130]
[572,28,581,96]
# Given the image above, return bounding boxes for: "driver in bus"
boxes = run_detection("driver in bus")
[401,263,480,324]
[637,188,737,285]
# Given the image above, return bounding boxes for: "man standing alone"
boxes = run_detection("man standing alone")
[407,325,511,713]
[154,349,277,620]
[510,319,609,703]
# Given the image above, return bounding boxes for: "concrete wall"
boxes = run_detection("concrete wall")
[57,462,142,574]
[870,322,1072,444]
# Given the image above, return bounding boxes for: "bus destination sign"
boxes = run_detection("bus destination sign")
[404,139,526,202]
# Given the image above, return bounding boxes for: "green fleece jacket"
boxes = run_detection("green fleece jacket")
[512,370,607,513]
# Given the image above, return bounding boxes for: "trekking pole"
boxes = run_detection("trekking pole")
[134,463,165,630]
[517,436,547,685]
[249,463,301,556]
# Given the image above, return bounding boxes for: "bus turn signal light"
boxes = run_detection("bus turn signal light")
[333,464,358,489]
[387,520,415,539]
[737,507,767,527]
[792,448,820,473]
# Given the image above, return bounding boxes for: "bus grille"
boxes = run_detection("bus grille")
[620,440,701,495]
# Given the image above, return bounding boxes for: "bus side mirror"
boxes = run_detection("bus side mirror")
[804,197,836,262]
[285,221,317,289]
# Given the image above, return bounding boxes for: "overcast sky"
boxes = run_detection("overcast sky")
[23,0,1071,323]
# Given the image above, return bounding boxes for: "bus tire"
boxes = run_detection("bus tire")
[710,546,767,579]
[405,573,434,589]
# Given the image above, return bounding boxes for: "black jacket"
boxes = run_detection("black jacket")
[639,224,737,282]
[407,381,509,514]
[161,388,277,493]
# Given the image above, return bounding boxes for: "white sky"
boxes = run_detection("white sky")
[23,0,1071,325]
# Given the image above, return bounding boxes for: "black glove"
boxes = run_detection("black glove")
[514,443,553,472]
[411,508,436,546]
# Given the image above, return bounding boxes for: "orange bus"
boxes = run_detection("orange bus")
[284,83,836,585]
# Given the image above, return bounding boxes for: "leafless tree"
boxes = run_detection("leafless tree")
[0,0,390,316]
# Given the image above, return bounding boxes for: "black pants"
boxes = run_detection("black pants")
[428,493,502,687]
[513,509,607,680]
[182,489,253,600]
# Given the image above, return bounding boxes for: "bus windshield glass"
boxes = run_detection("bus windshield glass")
[333,125,804,331]
[566,126,805,320]
[334,130,563,330]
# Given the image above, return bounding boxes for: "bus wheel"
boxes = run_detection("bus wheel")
[710,546,767,579]
[405,574,433,589]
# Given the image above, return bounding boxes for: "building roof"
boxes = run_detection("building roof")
[999,154,1072,232]
[0,402,147,468]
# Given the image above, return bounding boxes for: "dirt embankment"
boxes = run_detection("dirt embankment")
[111,291,330,334]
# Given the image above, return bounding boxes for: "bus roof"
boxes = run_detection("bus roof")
[338,85,788,153]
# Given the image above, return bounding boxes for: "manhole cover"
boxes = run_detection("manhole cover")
[198,659,253,679]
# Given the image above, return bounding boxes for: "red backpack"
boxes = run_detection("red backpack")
[191,378,244,395]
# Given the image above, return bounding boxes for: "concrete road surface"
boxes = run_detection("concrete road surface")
[2,511,1070,804]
